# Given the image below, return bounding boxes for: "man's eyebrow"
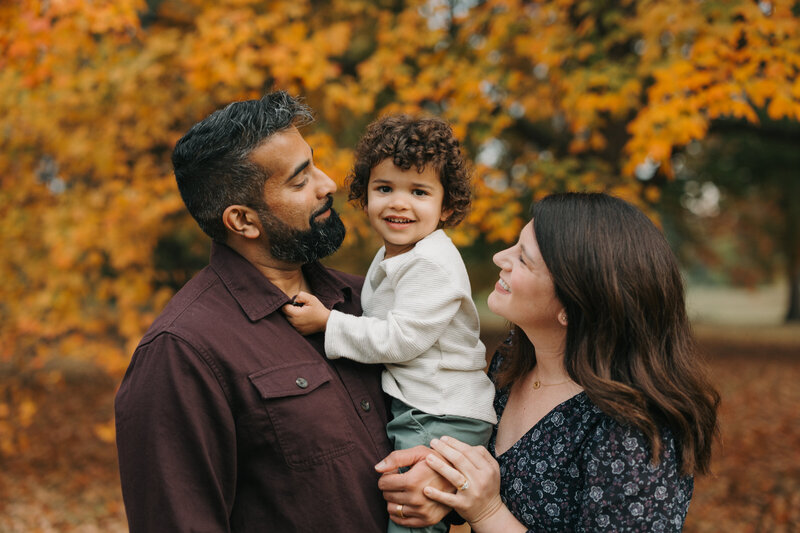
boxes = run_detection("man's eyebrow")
[284,148,313,184]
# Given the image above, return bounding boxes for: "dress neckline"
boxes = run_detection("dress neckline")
[491,390,587,458]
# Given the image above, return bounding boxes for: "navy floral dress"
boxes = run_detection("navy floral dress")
[487,354,694,532]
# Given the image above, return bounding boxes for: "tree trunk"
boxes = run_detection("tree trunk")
[786,261,800,322]
[783,174,800,323]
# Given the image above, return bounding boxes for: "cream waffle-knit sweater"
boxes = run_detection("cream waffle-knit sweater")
[325,230,496,424]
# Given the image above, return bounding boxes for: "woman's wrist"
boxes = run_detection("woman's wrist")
[469,501,527,533]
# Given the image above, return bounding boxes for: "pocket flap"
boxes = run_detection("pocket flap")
[249,362,332,399]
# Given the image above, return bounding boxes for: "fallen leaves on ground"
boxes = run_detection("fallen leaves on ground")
[0,332,797,531]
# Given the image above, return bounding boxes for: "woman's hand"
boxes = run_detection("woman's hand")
[281,291,330,335]
[423,436,508,529]
[375,446,455,527]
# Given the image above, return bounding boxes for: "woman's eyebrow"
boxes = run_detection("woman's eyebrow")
[520,245,536,264]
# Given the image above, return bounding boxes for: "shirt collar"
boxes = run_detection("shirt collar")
[209,242,350,321]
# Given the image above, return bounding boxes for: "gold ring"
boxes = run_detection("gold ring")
[397,503,404,518]
[458,479,470,491]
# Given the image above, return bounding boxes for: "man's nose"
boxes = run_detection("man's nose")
[314,168,337,197]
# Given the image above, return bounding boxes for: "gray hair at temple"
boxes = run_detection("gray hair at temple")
[172,91,313,242]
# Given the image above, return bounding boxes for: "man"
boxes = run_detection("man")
[116,92,424,531]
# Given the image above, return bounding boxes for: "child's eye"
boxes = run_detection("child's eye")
[412,189,428,196]
[377,185,392,193]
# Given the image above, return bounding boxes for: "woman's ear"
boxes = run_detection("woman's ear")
[222,205,261,239]
[557,309,568,327]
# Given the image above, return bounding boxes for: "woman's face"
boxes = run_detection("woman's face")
[487,220,565,333]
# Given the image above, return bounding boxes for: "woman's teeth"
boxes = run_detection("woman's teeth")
[499,278,510,292]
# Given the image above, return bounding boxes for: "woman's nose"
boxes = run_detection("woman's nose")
[493,247,512,269]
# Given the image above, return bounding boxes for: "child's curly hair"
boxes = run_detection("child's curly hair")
[346,114,471,227]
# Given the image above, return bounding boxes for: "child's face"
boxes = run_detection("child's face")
[366,158,451,259]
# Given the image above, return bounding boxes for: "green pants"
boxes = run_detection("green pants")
[385,398,494,533]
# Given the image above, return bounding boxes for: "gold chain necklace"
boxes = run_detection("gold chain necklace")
[532,376,572,390]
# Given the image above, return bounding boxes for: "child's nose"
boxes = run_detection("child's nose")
[388,193,410,210]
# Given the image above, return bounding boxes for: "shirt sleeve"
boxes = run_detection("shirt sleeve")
[115,333,236,533]
[577,421,693,532]
[324,255,463,364]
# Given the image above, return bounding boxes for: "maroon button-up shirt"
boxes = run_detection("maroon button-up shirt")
[115,242,392,532]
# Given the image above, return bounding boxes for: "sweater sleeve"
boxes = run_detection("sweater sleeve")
[324,255,462,364]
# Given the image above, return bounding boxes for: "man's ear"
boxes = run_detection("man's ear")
[222,205,261,239]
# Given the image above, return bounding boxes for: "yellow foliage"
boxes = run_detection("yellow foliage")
[94,419,117,444]
[1,0,799,453]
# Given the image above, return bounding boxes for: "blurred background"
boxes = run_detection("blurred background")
[1,0,798,531]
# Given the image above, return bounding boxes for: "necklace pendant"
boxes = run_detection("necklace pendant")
[533,380,541,390]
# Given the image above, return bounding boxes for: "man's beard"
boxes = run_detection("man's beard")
[256,197,346,264]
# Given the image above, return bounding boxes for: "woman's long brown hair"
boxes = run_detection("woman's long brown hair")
[495,193,720,475]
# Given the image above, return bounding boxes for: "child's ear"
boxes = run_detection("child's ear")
[440,207,454,223]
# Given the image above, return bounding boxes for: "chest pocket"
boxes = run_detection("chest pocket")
[249,361,355,470]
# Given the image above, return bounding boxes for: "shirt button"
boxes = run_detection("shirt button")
[295,377,308,389]
[360,400,371,412]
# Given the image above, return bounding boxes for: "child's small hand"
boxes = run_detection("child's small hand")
[281,291,330,335]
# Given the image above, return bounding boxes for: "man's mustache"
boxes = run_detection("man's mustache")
[310,196,335,222]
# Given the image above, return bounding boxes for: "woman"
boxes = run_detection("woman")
[379,192,719,532]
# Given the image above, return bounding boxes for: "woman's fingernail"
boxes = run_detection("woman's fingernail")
[375,461,386,470]
[430,438,440,446]
[426,454,437,463]
[441,436,450,442]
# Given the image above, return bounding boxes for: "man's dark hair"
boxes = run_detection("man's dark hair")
[172,91,313,242]
[346,114,471,227]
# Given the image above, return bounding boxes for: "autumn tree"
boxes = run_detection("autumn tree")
[385,0,800,317]
[661,118,800,321]
[1,0,799,452]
